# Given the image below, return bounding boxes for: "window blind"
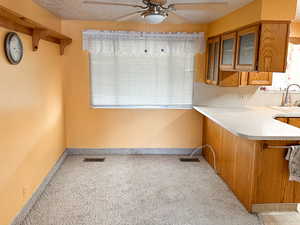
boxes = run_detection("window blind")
[84,30,204,108]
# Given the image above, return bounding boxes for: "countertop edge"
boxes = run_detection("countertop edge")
[193,106,300,141]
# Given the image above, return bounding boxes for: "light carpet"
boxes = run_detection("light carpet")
[19,155,260,225]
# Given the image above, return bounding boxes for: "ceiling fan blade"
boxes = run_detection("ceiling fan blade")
[170,2,228,11]
[113,11,144,21]
[83,1,145,8]
[166,11,190,24]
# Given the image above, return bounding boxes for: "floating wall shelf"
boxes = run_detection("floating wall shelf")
[0,5,72,55]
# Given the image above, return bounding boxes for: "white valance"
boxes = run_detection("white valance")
[83,30,205,56]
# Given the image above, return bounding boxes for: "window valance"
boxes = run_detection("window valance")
[83,30,205,56]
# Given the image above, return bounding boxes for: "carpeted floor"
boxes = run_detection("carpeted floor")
[20,155,260,225]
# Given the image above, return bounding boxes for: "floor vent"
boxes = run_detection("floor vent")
[179,157,200,162]
[83,158,105,162]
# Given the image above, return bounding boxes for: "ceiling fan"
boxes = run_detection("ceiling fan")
[83,0,228,24]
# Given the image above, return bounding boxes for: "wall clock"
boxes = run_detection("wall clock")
[4,32,23,65]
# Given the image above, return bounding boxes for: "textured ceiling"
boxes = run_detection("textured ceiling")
[33,0,254,23]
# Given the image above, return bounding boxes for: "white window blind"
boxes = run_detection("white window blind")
[83,30,205,108]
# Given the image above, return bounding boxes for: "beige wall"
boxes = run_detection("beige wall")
[0,1,65,225]
[61,20,204,149]
[260,0,297,21]
[207,0,262,37]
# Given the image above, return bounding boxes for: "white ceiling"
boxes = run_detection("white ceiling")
[33,0,254,24]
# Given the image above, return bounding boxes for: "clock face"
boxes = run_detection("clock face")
[5,32,23,65]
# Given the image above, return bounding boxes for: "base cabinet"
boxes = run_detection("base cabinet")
[203,117,259,211]
[203,116,300,212]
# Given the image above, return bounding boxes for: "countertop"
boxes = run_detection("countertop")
[193,105,300,141]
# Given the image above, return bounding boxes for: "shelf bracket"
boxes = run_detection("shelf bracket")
[32,29,49,51]
[60,39,72,56]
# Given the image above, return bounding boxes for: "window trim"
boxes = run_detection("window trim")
[91,104,193,109]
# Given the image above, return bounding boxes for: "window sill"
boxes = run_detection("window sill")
[91,105,193,109]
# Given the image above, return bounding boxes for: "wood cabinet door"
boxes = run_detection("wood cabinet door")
[206,36,220,85]
[275,117,289,123]
[236,25,259,71]
[289,118,300,128]
[220,32,237,71]
[239,72,249,87]
[194,53,206,83]
[248,72,273,86]
[258,22,290,72]
[203,117,222,174]
[219,71,240,87]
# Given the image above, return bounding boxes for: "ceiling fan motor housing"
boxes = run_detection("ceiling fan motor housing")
[141,7,167,17]
[143,0,167,6]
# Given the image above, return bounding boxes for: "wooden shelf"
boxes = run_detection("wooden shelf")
[0,5,72,55]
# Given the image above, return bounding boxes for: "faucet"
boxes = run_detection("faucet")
[282,83,300,106]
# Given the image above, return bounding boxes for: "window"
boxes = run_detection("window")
[263,43,300,92]
[83,30,204,108]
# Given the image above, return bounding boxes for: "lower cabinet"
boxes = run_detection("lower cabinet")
[203,116,300,212]
[203,117,259,211]
[276,117,300,128]
[288,118,300,128]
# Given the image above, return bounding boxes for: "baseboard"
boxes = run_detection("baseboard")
[67,148,199,155]
[10,151,68,225]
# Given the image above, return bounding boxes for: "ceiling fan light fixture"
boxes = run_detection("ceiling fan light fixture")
[142,6,167,24]
[144,13,166,24]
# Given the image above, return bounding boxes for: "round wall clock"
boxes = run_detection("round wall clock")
[4,32,23,65]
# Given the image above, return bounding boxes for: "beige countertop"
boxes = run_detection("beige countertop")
[193,105,300,141]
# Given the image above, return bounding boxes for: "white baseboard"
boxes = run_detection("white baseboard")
[67,148,198,155]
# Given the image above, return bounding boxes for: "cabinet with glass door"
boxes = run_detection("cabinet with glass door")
[220,32,237,71]
[236,25,259,71]
[206,36,220,85]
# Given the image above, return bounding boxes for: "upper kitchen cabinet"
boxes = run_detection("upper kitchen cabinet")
[207,21,290,74]
[206,36,221,85]
[236,25,259,71]
[258,21,290,72]
[220,32,236,71]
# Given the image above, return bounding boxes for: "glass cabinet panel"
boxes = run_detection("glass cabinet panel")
[213,41,220,81]
[222,38,234,65]
[206,37,220,84]
[236,25,259,71]
[207,43,215,81]
[238,33,255,65]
